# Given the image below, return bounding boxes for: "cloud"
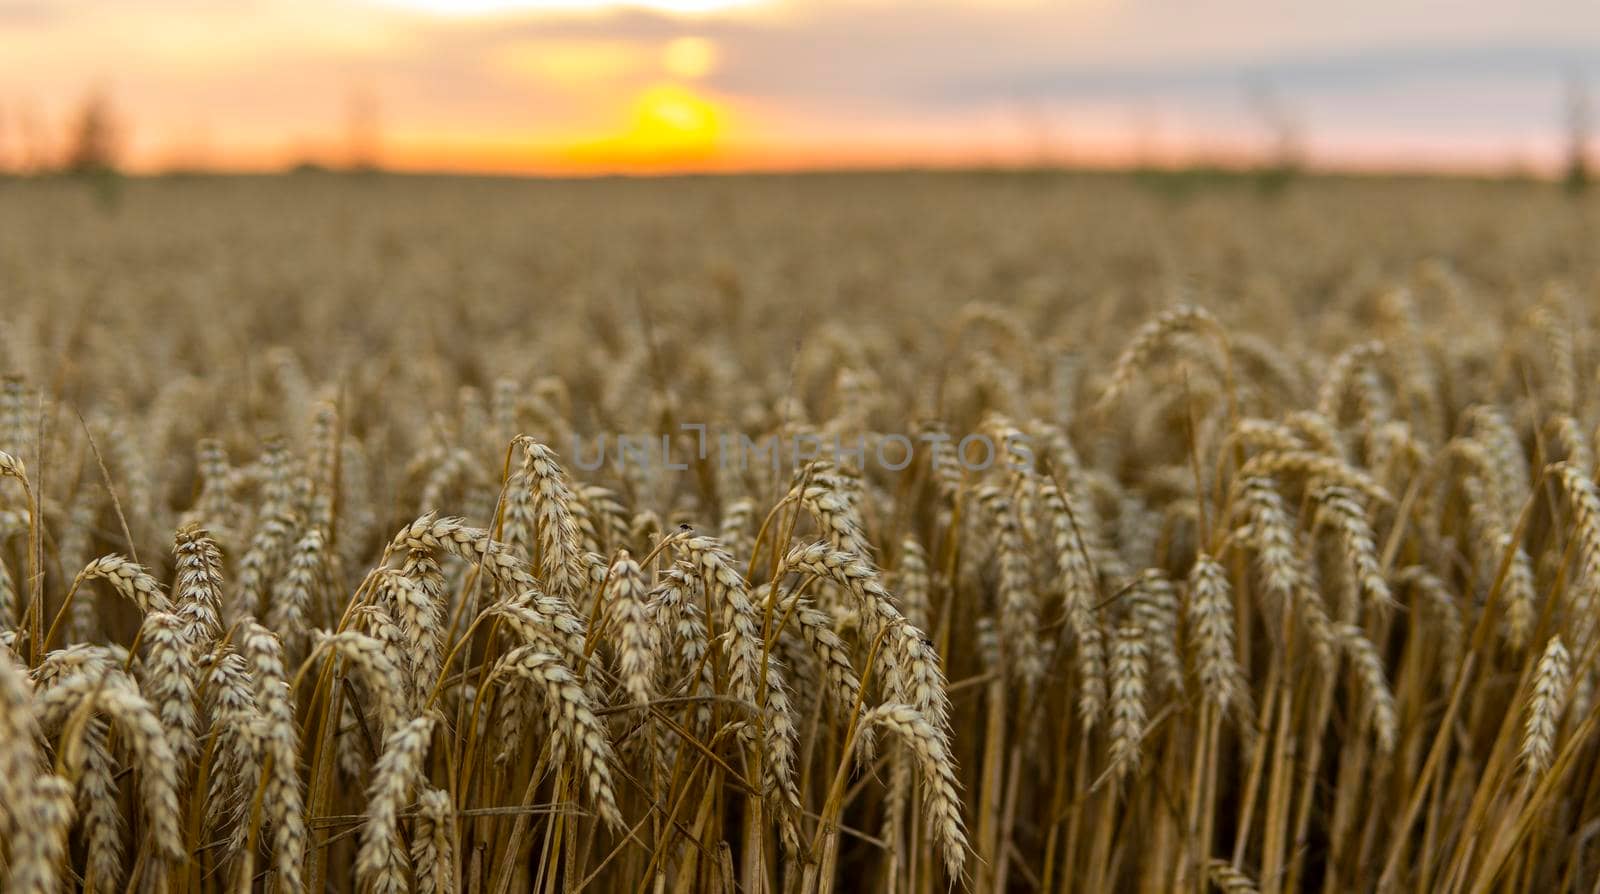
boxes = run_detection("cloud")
[0,0,61,26]
[414,1,1599,116]
[941,44,1600,108]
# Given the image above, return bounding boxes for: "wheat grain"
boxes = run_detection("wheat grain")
[606,551,656,707]
[202,648,265,860]
[1312,486,1392,612]
[1130,568,1182,694]
[513,436,589,601]
[412,786,456,894]
[138,609,199,768]
[988,493,1043,684]
[1549,415,1594,475]
[236,506,300,622]
[311,629,404,735]
[79,554,171,614]
[172,524,225,653]
[856,703,967,879]
[1237,451,1391,505]
[1206,859,1260,893]
[1556,461,1600,590]
[1108,620,1148,778]
[1188,553,1244,711]
[1335,623,1397,753]
[34,671,185,862]
[1316,340,1387,426]
[9,773,75,894]
[1234,476,1338,665]
[269,526,329,659]
[488,646,622,827]
[779,542,952,731]
[0,448,26,482]
[677,533,800,808]
[1522,635,1573,779]
[1097,305,1225,412]
[72,717,125,890]
[0,649,42,854]
[241,620,306,891]
[768,588,863,732]
[358,714,437,894]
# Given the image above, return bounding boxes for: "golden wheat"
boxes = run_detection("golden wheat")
[2,175,1599,892]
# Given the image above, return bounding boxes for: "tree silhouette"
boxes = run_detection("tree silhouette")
[0,101,10,174]
[65,89,120,174]
[346,86,381,172]
[1565,74,1590,194]
[1246,78,1303,194]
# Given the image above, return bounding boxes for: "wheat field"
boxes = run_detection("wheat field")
[1,172,1598,892]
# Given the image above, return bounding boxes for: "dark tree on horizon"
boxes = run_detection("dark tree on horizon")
[1565,73,1590,194]
[65,88,121,175]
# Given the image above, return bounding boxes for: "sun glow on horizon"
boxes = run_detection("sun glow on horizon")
[562,82,726,169]
[625,83,723,154]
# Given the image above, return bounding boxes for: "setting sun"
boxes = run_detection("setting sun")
[562,83,726,169]
[634,84,721,143]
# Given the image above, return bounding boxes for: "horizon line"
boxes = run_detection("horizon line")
[4,158,1577,183]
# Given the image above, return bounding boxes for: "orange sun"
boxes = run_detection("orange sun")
[633,84,721,144]
[564,83,726,170]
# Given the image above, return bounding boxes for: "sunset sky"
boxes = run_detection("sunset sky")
[1,0,1598,174]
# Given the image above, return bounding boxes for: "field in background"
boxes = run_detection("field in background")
[1,173,1599,892]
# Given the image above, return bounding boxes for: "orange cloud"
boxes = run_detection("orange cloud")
[662,36,719,79]
[493,39,650,85]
